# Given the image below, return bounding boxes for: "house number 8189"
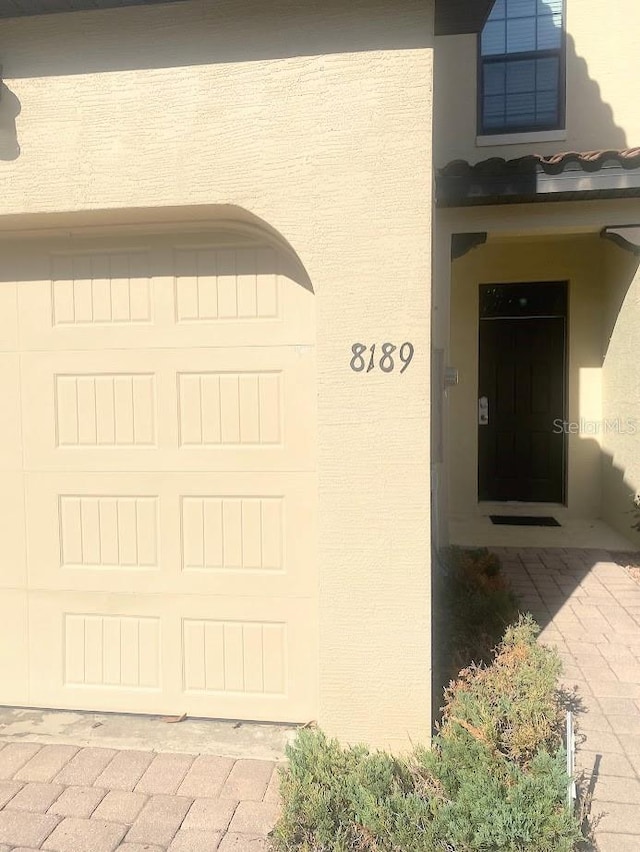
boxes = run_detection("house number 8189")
[350,342,414,374]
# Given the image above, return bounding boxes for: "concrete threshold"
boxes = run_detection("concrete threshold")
[449,509,638,551]
[0,706,295,762]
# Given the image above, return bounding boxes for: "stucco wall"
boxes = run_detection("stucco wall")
[0,0,434,750]
[601,244,640,547]
[449,235,606,519]
[434,0,640,166]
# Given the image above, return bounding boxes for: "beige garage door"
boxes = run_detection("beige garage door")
[0,230,317,723]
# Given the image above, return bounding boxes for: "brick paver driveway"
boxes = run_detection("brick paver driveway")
[0,745,280,851]
[492,546,640,852]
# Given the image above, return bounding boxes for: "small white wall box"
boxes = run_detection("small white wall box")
[444,367,459,387]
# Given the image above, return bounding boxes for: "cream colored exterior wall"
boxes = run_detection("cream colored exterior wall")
[0,0,434,750]
[434,0,640,166]
[448,235,607,519]
[601,245,640,547]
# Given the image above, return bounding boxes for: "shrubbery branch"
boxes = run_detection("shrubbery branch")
[272,615,582,852]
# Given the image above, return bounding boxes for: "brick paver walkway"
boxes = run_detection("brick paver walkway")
[492,546,640,852]
[0,745,280,851]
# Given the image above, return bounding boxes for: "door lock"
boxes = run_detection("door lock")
[478,396,489,426]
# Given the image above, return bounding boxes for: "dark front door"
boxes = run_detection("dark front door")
[478,282,567,503]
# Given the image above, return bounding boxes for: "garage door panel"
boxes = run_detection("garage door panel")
[180,600,315,722]
[28,593,315,721]
[21,355,162,458]
[171,348,316,468]
[51,251,153,326]
[0,472,27,590]
[0,282,18,352]
[19,248,154,328]
[0,591,29,705]
[25,472,315,598]
[17,243,314,352]
[0,354,23,471]
[29,593,170,715]
[17,253,157,353]
[21,349,315,471]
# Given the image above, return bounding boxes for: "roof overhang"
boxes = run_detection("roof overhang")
[2,0,496,30]
[437,150,640,207]
[0,0,187,18]
[435,0,496,36]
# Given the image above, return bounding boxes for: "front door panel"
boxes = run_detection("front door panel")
[478,283,566,503]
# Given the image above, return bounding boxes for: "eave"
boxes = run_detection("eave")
[434,0,496,36]
[2,0,496,33]
[437,150,640,207]
[0,0,186,18]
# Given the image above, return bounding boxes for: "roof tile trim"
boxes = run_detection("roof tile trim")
[440,148,640,177]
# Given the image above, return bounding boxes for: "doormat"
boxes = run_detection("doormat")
[490,515,561,527]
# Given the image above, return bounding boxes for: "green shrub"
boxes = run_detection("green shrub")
[272,616,581,852]
[437,616,564,767]
[418,742,578,852]
[272,729,427,852]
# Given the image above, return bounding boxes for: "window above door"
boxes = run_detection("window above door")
[478,0,566,136]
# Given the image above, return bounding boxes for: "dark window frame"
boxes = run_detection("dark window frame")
[477,0,567,136]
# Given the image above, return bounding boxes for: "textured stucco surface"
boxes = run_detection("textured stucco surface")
[434,0,640,165]
[0,0,434,749]
[601,244,640,547]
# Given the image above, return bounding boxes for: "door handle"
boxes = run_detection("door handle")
[479,396,489,426]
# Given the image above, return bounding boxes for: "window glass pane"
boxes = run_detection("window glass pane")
[536,90,559,123]
[507,17,536,52]
[506,0,536,18]
[539,0,563,14]
[480,0,563,132]
[484,63,507,96]
[487,0,506,20]
[482,20,506,55]
[506,59,536,94]
[537,14,562,49]
[481,283,567,319]
[505,91,536,125]
[483,95,506,128]
[536,56,559,91]
[481,57,560,131]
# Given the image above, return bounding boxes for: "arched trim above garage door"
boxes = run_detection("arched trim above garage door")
[0,205,314,293]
